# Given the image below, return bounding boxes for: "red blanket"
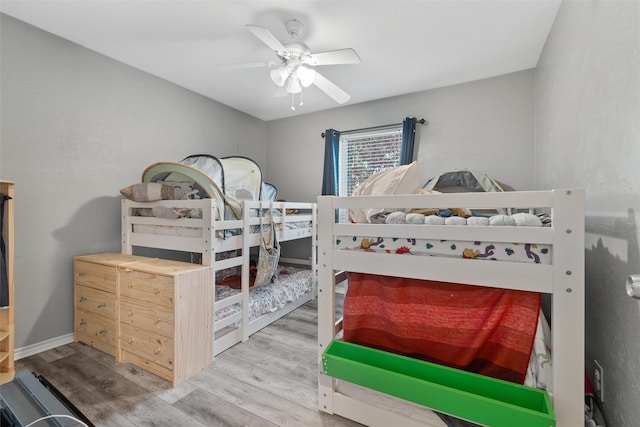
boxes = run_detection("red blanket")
[343,272,541,384]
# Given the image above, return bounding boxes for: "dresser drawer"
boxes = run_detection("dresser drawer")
[75,310,117,356]
[120,297,174,337]
[119,269,174,307]
[75,285,117,320]
[74,260,117,293]
[120,322,174,370]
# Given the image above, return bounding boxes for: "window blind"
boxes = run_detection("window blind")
[338,126,403,196]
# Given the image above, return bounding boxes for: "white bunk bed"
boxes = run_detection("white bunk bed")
[317,189,584,427]
[122,198,317,356]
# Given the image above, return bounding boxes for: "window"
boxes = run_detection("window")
[322,117,420,198]
[337,124,404,197]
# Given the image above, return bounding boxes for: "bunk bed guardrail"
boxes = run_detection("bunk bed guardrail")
[317,189,584,427]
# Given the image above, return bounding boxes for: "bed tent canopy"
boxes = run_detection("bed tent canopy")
[422,168,514,193]
[142,154,277,220]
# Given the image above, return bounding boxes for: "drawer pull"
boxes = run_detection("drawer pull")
[97,303,106,309]
[154,289,160,295]
[98,329,107,336]
[78,272,86,277]
[128,309,134,316]
[128,338,134,344]
[154,348,161,355]
[79,319,86,326]
[128,282,134,288]
[154,318,160,325]
[78,296,87,303]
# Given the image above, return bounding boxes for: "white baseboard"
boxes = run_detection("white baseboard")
[14,333,75,360]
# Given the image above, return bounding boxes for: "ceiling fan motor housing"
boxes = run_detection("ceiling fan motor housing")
[279,42,311,61]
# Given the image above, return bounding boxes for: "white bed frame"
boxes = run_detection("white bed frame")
[317,189,584,427]
[122,198,317,356]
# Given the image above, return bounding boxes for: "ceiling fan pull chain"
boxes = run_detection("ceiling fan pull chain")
[299,90,304,106]
[291,93,295,111]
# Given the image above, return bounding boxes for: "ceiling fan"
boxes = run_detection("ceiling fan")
[221,19,360,108]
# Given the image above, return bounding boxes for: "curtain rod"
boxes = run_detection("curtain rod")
[320,117,427,138]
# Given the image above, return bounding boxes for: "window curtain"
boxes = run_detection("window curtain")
[399,117,416,165]
[321,129,340,195]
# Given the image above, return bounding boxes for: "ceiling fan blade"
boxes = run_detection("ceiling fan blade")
[305,48,360,66]
[217,60,275,70]
[312,71,351,104]
[245,25,287,54]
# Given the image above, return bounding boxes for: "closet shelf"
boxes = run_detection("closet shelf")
[322,339,555,427]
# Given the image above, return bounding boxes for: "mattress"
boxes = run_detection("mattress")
[133,220,311,238]
[336,235,551,264]
[215,266,313,322]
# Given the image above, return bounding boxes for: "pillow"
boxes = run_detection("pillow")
[489,215,517,226]
[511,212,543,227]
[424,215,445,225]
[120,182,190,202]
[467,216,490,226]
[385,212,407,224]
[350,161,420,223]
[445,216,467,225]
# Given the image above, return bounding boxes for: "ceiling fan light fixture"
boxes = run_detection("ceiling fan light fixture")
[296,65,316,87]
[270,67,289,87]
[286,76,302,94]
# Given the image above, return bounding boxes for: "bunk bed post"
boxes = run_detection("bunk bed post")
[121,199,132,254]
[317,196,336,414]
[201,199,214,266]
[551,189,585,427]
[240,201,253,343]
[312,203,318,296]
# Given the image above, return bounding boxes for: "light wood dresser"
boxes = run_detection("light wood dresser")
[74,253,148,357]
[74,253,213,386]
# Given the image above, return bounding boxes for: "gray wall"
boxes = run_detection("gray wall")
[266,69,536,202]
[4,2,639,425]
[535,1,640,426]
[0,14,267,350]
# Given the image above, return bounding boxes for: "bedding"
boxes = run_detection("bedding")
[350,161,421,223]
[336,235,551,264]
[342,272,543,385]
[215,266,313,323]
[120,182,193,202]
[340,209,551,263]
[132,215,312,238]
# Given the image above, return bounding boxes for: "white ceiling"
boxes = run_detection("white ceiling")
[0,0,561,121]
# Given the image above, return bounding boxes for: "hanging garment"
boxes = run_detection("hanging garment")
[0,194,11,308]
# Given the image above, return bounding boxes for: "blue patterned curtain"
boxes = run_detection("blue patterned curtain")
[399,117,416,165]
[321,129,340,195]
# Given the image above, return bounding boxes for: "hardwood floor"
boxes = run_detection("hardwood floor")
[15,298,363,427]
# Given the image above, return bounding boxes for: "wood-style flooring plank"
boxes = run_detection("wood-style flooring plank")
[14,299,362,427]
[173,387,278,427]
